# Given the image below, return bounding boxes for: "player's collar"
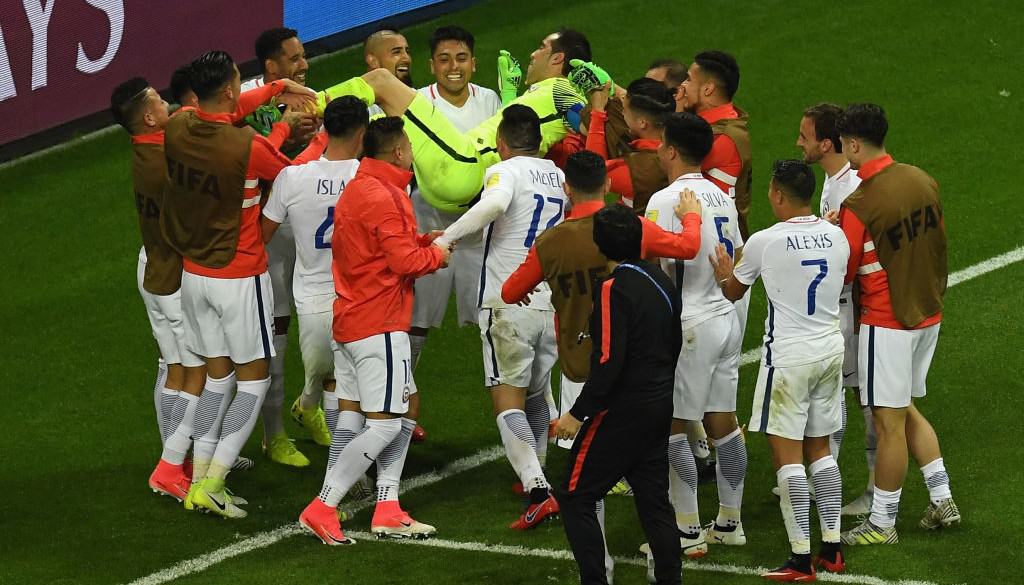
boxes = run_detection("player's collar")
[131,131,165,145]
[567,200,605,219]
[193,108,233,124]
[856,154,894,181]
[675,172,705,182]
[826,162,853,182]
[697,102,737,124]
[358,157,414,189]
[785,215,820,223]
[630,138,661,150]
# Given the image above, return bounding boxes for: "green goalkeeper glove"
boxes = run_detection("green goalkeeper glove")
[497,49,522,105]
[568,59,615,97]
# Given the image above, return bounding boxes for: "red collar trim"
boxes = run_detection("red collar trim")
[567,200,605,219]
[193,109,233,124]
[131,131,165,145]
[698,102,737,124]
[630,138,661,150]
[785,215,820,224]
[857,154,895,181]
[357,157,414,190]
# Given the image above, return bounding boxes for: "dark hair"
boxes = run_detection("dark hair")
[626,78,675,126]
[497,104,542,152]
[323,96,369,138]
[662,112,714,164]
[189,51,236,101]
[363,116,406,158]
[169,65,193,105]
[550,28,591,76]
[255,27,299,72]
[838,103,888,147]
[429,25,475,55]
[648,58,687,86]
[771,159,816,203]
[564,151,607,195]
[693,50,739,100]
[110,77,150,131]
[593,204,641,261]
[803,103,844,153]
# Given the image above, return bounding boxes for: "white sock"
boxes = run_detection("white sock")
[323,390,339,433]
[712,427,747,523]
[920,458,951,504]
[159,387,180,444]
[409,333,427,371]
[863,405,877,492]
[328,410,366,471]
[160,392,198,465]
[262,334,288,438]
[525,392,550,466]
[667,433,700,534]
[777,464,811,555]
[192,373,235,478]
[376,418,415,502]
[869,486,901,529]
[319,417,401,507]
[210,377,270,475]
[496,408,548,491]
[810,455,842,543]
[154,359,168,441]
[830,395,847,459]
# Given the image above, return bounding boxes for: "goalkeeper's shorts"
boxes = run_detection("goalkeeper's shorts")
[404,93,500,214]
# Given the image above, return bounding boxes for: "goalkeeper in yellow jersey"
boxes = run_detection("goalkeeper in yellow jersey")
[313,28,612,213]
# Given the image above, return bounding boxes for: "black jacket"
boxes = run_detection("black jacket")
[570,260,682,420]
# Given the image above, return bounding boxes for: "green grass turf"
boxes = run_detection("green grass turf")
[2,0,1022,583]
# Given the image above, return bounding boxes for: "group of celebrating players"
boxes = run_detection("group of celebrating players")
[111,21,960,585]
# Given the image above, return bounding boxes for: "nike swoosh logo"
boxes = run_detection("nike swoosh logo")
[207,493,226,511]
[525,507,540,523]
[363,453,376,463]
[400,521,412,527]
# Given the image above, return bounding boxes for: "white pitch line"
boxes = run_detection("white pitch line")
[344,532,945,585]
[738,244,1024,367]
[125,245,1022,585]
[124,446,505,585]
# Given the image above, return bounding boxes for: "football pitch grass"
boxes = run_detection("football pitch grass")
[2,0,1021,583]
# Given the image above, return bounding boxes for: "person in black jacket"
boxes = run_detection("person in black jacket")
[554,204,683,585]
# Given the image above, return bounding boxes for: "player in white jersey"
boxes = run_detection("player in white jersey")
[646,112,747,556]
[407,26,502,441]
[262,96,365,467]
[798,103,875,516]
[241,27,323,466]
[714,160,850,580]
[437,105,565,530]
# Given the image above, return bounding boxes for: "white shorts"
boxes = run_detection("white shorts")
[412,244,483,328]
[749,353,844,440]
[331,339,359,403]
[839,291,858,387]
[479,307,558,392]
[266,222,296,319]
[674,311,742,420]
[858,323,940,408]
[337,331,415,414]
[556,374,585,449]
[181,271,276,364]
[298,311,334,397]
[137,253,202,367]
[411,191,483,329]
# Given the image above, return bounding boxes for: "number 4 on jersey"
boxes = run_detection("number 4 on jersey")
[314,206,334,249]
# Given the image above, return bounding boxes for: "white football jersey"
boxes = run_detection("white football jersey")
[733,216,850,367]
[262,158,360,315]
[240,77,264,92]
[819,162,862,216]
[416,83,501,133]
[646,173,742,328]
[478,157,567,311]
